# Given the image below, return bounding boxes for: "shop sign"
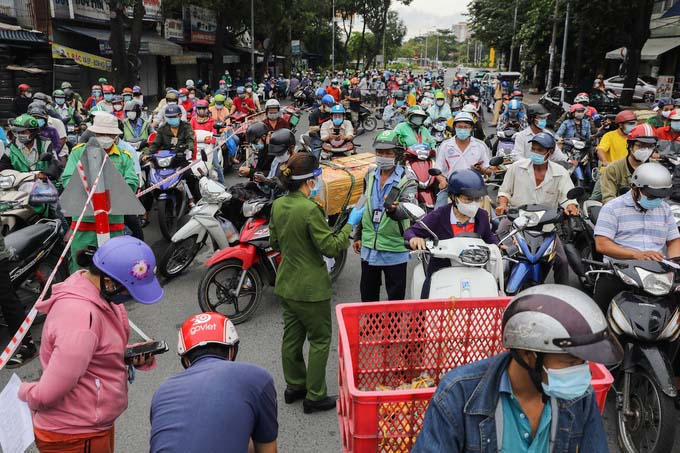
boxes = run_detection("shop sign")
[182,5,216,45]
[52,43,112,71]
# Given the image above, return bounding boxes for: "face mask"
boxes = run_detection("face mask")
[167,100,177,105]
[542,363,591,400]
[17,134,32,145]
[97,136,115,149]
[55,98,65,106]
[456,128,471,140]
[104,94,113,102]
[25,92,32,98]
[92,91,101,97]
[671,121,680,132]
[332,118,344,126]
[246,88,252,93]
[167,117,180,128]
[126,111,137,121]
[575,113,585,119]
[238,94,245,99]
[113,104,123,111]
[376,156,395,170]
[36,118,46,127]
[100,276,131,305]
[215,103,224,110]
[273,151,290,164]
[395,100,404,107]
[123,95,133,102]
[179,96,187,102]
[662,110,672,118]
[253,143,265,152]
[188,94,195,100]
[219,85,227,90]
[537,118,547,129]
[410,116,424,127]
[529,151,546,165]
[308,178,320,199]
[624,124,634,134]
[436,100,444,107]
[639,194,664,210]
[632,147,654,162]
[456,199,480,218]
[267,112,279,121]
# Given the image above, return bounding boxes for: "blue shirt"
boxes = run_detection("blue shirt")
[150,357,278,453]
[556,119,591,140]
[360,166,410,266]
[499,370,552,452]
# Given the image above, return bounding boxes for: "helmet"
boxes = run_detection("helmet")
[529,132,556,150]
[631,162,672,198]
[165,104,182,118]
[507,99,521,111]
[185,79,195,88]
[569,103,586,114]
[236,86,245,94]
[265,98,281,110]
[219,79,226,85]
[52,89,65,98]
[177,312,239,357]
[527,104,549,121]
[111,95,124,104]
[615,110,636,124]
[315,88,326,98]
[627,123,657,145]
[92,84,102,91]
[10,114,39,132]
[61,81,73,89]
[434,90,446,100]
[512,90,523,98]
[268,128,295,156]
[98,77,108,84]
[33,92,52,104]
[27,101,47,118]
[122,87,133,95]
[462,104,478,115]
[351,77,359,84]
[132,85,142,94]
[213,94,226,103]
[373,129,404,151]
[179,88,189,96]
[452,111,474,124]
[331,78,339,85]
[246,121,269,142]
[406,106,427,123]
[343,80,350,87]
[447,169,487,197]
[574,92,590,104]
[668,109,680,121]
[165,91,178,102]
[321,94,335,106]
[18,83,30,93]
[102,85,115,93]
[330,104,345,114]
[502,285,622,365]
[124,101,140,112]
[451,99,462,110]
[195,99,209,109]
[92,236,162,304]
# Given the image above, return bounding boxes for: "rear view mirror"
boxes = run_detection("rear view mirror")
[401,202,426,221]
[566,186,586,200]
[428,168,442,177]
[201,149,208,162]
[489,156,504,166]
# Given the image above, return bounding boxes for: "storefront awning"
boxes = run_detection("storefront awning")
[0,28,47,44]
[59,25,182,56]
[605,37,680,61]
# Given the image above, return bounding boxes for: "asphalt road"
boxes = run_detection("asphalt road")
[0,69,666,453]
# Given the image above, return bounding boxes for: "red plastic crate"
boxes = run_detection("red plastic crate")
[336,298,614,453]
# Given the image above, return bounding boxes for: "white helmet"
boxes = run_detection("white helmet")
[265,98,281,111]
[453,111,475,124]
[631,162,672,199]
[185,79,195,88]
[462,104,478,115]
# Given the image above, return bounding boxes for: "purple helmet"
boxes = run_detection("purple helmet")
[93,236,163,304]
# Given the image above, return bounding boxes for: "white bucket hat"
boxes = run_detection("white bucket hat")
[88,113,122,135]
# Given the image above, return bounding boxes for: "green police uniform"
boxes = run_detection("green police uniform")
[61,143,138,272]
[269,191,351,401]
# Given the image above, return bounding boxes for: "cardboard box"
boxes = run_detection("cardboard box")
[317,153,375,215]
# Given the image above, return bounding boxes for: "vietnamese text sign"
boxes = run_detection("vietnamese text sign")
[0,0,15,17]
[72,0,110,22]
[657,75,675,102]
[126,0,162,21]
[50,0,72,19]
[182,5,216,44]
[164,18,183,41]
[52,43,112,72]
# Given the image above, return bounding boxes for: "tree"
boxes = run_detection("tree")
[109,0,145,88]
[619,0,654,106]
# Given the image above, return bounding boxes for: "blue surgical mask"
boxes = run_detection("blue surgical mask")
[542,363,592,400]
[395,100,404,107]
[624,124,634,134]
[104,94,113,102]
[123,95,133,102]
[671,121,680,132]
[308,178,320,199]
[639,194,663,210]
[167,117,180,127]
[455,128,471,140]
[215,103,224,110]
[254,143,265,152]
[36,118,46,127]
[529,151,546,165]
[332,118,344,126]
[55,98,65,105]
[179,96,187,102]
[93,91,101,97]
[537,119,547,129]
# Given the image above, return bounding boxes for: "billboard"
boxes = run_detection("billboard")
[164,18,183,41]
[52,43,112,71]
[182,5,216,45]
[72,0,110,22]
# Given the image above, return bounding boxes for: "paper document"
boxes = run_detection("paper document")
[0,374,34,453]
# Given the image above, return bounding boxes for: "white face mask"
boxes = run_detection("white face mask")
[436,99,445,107]
[633,147,654,162]
[273,151,290,164]
[97,136,115,150]
[267,112,279,121]
[113,104,123,111]
[126,111,137,121]
[456,198,480,218]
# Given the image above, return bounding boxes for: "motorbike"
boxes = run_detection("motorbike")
[402,203,504,298]
[357,104,377,132]
[293,86,314,108]
[561,137,592,188]
[195,129,224,183]
[148,149,192,241]
[403,145,437,212]
[281,105,301,133]
[298,133,323,160]
[430,117,448,146]
[562,195,602,291]
[0,170,42,235]
[321,129,355,160]
[583,257,680,453]
[493,128,518,157]
[657,140,680,230]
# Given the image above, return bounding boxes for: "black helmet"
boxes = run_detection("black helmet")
[527,104,549,122]
[27,101,47,119]
[393,89,405,99]
[268,128,295,156]
[246,121,269,143]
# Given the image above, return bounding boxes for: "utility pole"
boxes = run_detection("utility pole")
[424,33,428,66]
[250,0,255,79]
[435,34,439,65]
[382,26,386,69]
[508,0,519,72]
[331,0,335,73]
[559,0,570,86]
[467,38,470,63]
[546,0,560,91]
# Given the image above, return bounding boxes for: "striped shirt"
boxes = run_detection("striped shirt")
[594,191,680,254]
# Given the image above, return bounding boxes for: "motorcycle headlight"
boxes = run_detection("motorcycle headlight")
[616,269,639,288]
[416,149,430,160]
[458,245,490,266]
[0,175,15,189]
[637,267,673,296]
[518,209,545,228]
[573,140,585,150]
[156,156,173,168]
[608,301,635,336]
[658,308,680,341]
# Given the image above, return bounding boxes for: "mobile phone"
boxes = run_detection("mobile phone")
[124,340,169,365]
[384,186,401,209]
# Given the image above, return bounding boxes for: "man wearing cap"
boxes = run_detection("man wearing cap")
[647,100,675,129]
[496,132,578,285]
[132,86,144,107]
[61,114,138,272]
[512,105,567,162]
[61,81,83,111]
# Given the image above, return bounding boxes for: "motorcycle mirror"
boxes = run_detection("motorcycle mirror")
[201,149,208,162]
[401,202,426,221]
[489,156,504,167]
[428,168,442,177]
[566,186,586,200]
[214,121,226,130]
[39,152,53,162]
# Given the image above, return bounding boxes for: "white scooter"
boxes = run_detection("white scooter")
[195,129,223,182]
[402,203,505,298]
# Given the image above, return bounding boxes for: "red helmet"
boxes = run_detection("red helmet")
[574,92,590,104]
[627,123,658,144]
[569,103,586,114]
[512,90,523,97]
[18,83,30,93]
[195,99,209,108]
[102,85,115,93]
[179,87,189,95]
[615,110,637,124]
[177,312,239,356]
[122,87,133,94]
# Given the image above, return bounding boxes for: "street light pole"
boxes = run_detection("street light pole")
[558,0,570,86]
[546,0,560,91]
[331,0,335,73]
[508,0,519,72]
[435,34,439,65]
[424,33,428,66]
[250,0,255,79]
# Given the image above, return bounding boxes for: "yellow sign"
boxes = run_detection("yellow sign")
[52,43,112,72]
[489,47,495,68]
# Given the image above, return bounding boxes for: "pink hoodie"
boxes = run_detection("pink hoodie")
[18,271,131,434]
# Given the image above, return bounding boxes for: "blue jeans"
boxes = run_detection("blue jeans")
[435,189,449,209]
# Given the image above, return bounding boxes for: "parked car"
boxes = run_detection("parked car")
[539,87,620,125]
[603,76,656,103]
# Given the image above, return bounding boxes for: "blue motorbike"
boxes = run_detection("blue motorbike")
[149,150,191,240]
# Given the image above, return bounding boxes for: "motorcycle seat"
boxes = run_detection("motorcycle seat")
[5,223,55,262]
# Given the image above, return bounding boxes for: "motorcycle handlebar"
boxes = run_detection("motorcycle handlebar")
[582,258,606,268]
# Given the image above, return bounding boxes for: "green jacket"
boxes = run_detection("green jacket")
[646,115,666,129]
[601,156,633,204]
[270,191,351,302]
[394,122,436,148]
[4,140,54,216]
[146,122,195,155]
[61,143,138,225]
[360,170,415,253]
[123,118,152,142]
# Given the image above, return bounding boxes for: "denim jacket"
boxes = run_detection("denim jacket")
[412,352,609,453]
[556,119,591,141]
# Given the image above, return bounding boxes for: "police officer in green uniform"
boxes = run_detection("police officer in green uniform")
[353,130,416,301]
[61,113,138,272]
[269,152,364,414]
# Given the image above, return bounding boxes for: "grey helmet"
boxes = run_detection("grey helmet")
[268,128,295,156]
[631,162,672,199]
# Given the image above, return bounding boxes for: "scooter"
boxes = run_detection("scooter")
[281,105,301,133]
[562,196,602,291]
[358,104,377,132]
[148,149,191,241]
[195,129,224,183]
[321,129,355,160]
[430,117,448,146]
[402,203,504,298]
[583,257,680,453]
[561,137,592,188]
[0,170,41,234]
[403,145,437,212]
[494,128,518,157]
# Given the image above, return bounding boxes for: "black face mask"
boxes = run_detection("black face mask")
[99,274,131,305]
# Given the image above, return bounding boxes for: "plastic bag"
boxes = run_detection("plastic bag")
[29,179,59,205]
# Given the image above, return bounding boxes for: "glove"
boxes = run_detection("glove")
[346,206,365,227]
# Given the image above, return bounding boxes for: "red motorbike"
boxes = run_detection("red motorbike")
[403,144,437,212]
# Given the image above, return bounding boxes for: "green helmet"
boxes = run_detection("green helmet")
[98,77,108,84]
[434,90,445,100]
[214,94,226,103]
[11,114,39,132]
[343,80,350,87]
[373,129,404,151]
[52,89,65,98]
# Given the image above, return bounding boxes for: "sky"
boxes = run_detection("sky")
[393,0,469,39]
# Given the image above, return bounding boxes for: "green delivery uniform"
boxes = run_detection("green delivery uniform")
[394,121,436,148]
[269,191,351,401]
[61,143,138,272]
[3,139,54,216]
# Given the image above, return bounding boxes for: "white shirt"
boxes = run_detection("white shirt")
[320,119,354,141]
[435,136,490,177]
[511,126,567,161]
[47,116,67,139]
[498,158,577,208]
